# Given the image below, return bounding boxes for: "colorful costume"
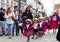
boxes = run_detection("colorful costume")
[50,15,59,29]
[23,24,33,36]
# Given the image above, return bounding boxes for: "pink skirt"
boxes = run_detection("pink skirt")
[23,29,34,36]
[42,26,47,32]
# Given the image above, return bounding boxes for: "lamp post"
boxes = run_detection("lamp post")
[36,0,38,14]
[18,0,21,11]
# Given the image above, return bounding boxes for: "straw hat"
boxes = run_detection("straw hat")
[26,19,31,22]
[38,17,42,20]
[45,16,49,19]
[41,17,46,20]
[33,18,38,21]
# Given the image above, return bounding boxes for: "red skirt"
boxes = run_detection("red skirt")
[51,21,58,29]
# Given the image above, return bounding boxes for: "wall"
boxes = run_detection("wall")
[41,0,60,16]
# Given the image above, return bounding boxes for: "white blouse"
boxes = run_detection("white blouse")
[45,20,48,23]
[26,24,30,29]
[14,11,18,19]
[34,23,38,29]
[52,16,57,21]
[5,12,15,24]
[39,22,43,28]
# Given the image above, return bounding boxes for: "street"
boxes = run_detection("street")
[0,29,59,42]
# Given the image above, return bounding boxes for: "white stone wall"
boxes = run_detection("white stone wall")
[26,0,36,9]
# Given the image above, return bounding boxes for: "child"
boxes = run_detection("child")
[23,19,33,42]
[18,10,23,34]
[32,18,39,39]
[38,17,43,37]
[50,11,59,34]
[45,17,51,33]
[42,17,47,34]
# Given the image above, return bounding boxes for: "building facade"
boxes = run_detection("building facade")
[0,0,18,9]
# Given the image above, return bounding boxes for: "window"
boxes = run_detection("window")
[1,0,5,8]
[6,0,9,6]
[0,0,17,9]
[14,1,18,6]
[1,0,5,3]
[1,3,5,8]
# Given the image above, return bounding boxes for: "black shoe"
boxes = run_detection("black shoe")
[16,34,19,36]
[12,34,14,36]
[16,35,18,36]
[32,37,34,39]
[8,36,12,39]
[21,32,23,34]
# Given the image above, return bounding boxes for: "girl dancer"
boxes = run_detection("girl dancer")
[45,17,51,33]
[32,18,39,39]
[51,11,59,34]
[38,17,43,37]
[23,19,33,42]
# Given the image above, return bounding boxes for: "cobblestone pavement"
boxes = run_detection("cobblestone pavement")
[0,29,59,42]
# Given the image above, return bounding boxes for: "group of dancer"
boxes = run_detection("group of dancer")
[22,10,60,42]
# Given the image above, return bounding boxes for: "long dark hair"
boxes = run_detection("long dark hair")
[25,7,31,13]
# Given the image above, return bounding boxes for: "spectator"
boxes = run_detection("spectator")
[0,8,6,36]
[3,9,6,13]
[13,6,19,36]
[22,7,33,24]
[5,7,15,38]
[3,9,8,35]
[18,10,23,34]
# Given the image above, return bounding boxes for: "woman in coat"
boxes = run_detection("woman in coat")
[22,7,33,25]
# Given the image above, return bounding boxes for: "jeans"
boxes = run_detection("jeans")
[4,21,8,35]
[0,21,6,35]
[7,24,13,36]
[14,20,19,36]
[0,25,2,35]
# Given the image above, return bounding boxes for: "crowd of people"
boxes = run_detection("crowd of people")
[0,6,60,42]
[0,6,33,39]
